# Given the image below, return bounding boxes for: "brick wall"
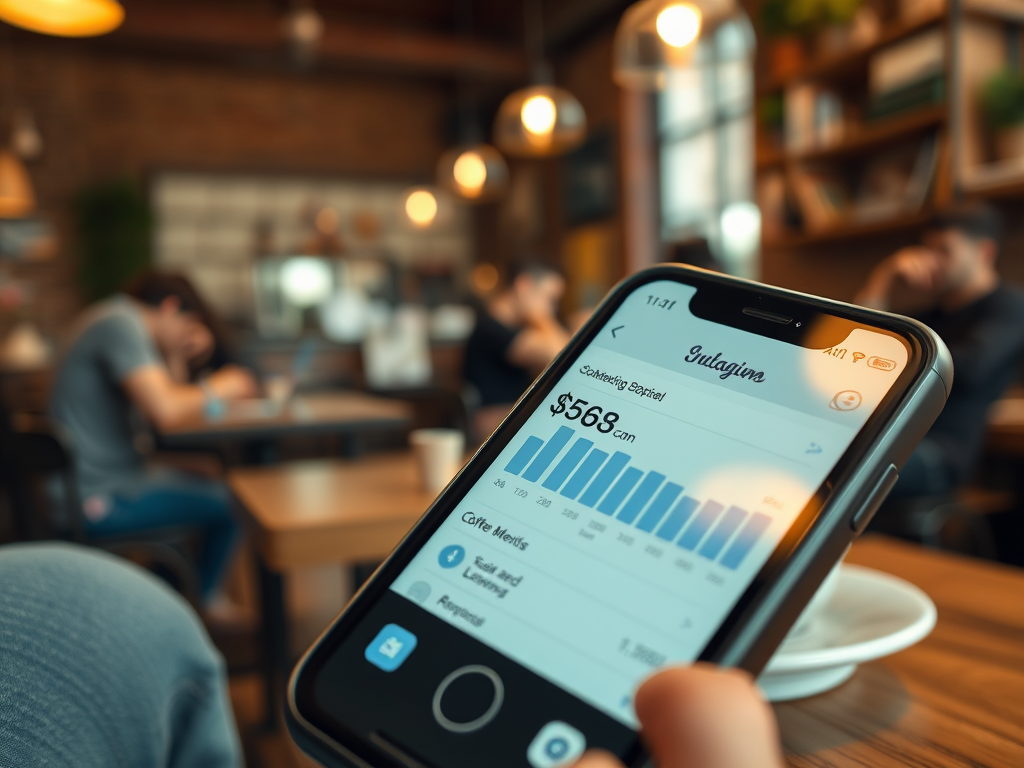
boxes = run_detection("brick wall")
[5,37,452,337]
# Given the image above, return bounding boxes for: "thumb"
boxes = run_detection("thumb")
[634,664,784,768]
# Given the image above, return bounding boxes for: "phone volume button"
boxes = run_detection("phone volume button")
[850,464,899,535]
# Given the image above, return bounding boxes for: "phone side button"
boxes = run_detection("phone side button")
[850,464,899,535]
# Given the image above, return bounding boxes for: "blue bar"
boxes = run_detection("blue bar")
[677,500,725,550]
[597,467,643,515]
[721,513,772,570]
[656,496,699,541]
[542,438,594,491]
[505,436,544,475]
[636,483,683,533]
[560,449,608,499]
[521,427,575,482]
[698,506,748,560]
[616,472,666,525]
[578,451,632,507]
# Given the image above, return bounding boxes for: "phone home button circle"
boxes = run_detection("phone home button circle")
[431,665,504,733]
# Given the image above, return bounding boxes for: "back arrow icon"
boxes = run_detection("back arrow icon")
[611,325,624,338]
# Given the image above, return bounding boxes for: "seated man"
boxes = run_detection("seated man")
[855,201,1024,496]
[464,260,572,438]
[49,271,258,604]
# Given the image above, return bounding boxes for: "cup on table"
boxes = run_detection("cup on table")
[264,374,295,413]
[410,428,465,494]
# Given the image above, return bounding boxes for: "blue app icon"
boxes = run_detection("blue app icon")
[364,624,418,672]
[438,544,465,569]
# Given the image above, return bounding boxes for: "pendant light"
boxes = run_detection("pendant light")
[0,0,124,37]
[613,0,750,90]
[493,0,586,158]
[437,143,508,202]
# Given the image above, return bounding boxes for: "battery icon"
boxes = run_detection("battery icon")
[867,356,896,371]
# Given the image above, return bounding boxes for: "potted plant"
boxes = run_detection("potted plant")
[980,69,1024,162]
[760,0,807,78]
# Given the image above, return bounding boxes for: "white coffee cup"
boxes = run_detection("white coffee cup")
[264,374,294,412]
[410,428,465,494]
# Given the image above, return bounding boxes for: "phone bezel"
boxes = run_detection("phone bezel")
[289,265,939,767]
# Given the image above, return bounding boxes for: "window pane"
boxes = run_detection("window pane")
[659,68,708,134]
[721,116,753,204]
[660,130,716,229]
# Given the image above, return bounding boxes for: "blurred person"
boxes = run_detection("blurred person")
[855,201,1024,496]
[464,260,571,438]
[0,543,781,768]
[49,271,258,605]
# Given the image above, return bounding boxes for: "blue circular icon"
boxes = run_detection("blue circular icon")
[438,545,465,569]
[544,737,569,759]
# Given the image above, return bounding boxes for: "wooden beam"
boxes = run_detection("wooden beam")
[109,3,529,81]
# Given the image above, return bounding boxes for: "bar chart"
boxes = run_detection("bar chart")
[504,426,772,571]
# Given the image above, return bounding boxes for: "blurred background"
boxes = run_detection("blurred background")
[2,0,1024,762]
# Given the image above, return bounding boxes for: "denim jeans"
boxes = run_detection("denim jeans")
[86,470,240,601]
[0,542,242,768]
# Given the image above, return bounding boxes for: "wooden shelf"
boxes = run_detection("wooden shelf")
[965,0,1024,24]
[759,10,945,93]
[757,105,946,170]
[762,210,933,250]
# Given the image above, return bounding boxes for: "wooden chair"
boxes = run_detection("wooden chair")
[0,407,204,608]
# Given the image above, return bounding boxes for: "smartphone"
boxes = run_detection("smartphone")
[287,266,951,768]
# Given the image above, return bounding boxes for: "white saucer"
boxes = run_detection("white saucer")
[758,564,936,702]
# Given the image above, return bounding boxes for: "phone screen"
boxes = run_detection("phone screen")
[299,278,914,766]
[391,280,908,722]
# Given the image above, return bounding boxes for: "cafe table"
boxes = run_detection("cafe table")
[229,454,1024,764]
[159,391,413,460]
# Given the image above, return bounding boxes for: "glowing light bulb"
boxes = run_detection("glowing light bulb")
[452,151,487,197]
[521,95,557,136]
[0,0,124,37]
[405,190,438,228]
[655,3,701,48]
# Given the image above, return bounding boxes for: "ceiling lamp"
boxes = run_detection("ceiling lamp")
[0,150,35,218]
[437,144,508,203]
[493,0,587,158]
[494,85,586,158]
[0,0,124,37]
[614,0,746,90]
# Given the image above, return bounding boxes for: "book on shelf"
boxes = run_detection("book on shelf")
[788,166,850,231]
[756,171,788,240]
[785,85,847,152]
[853,134,937,221]
[867,29,946,120]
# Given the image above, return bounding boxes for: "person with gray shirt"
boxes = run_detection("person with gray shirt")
[50,272,257,602]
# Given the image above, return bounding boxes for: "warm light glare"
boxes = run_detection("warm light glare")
[405,190,438,227]
[655,3,701,48]
[453,151,487,196]
[0,0,124,37]
[471,263,500,294]
[521,95,557,136]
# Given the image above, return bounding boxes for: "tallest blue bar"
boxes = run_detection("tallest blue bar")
[521,426,576,481]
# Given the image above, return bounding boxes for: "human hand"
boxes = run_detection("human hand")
[858,247,943,309]
[573,665,784,768]
[206,365,259,400]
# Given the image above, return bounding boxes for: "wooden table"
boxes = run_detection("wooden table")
[161,391,412,447]
[230,456,1024,763]
[229,451,435,727]
[780,537,1024,767]
[230,452,435,572]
